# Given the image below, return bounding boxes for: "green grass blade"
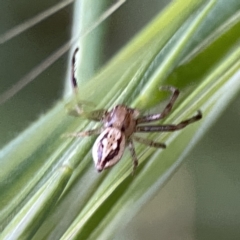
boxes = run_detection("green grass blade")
[1,166,72,239]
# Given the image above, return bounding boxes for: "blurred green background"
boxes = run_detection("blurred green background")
[0,0,239,239]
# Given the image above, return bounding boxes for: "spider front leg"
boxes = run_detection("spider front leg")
[71,47,79,93]
[136,110,202,132]
[137,86,179,124]
[66,102,107,122]
[66,47,87,116]
[66,47,107,121]
[64,127,102,138]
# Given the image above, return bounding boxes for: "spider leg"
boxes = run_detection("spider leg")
[127,139,138,175]
[68,47,85,115]
[66,103,107,121]
[71,47,79,94]
[136,111,202,132]
[67,47,83,115]
[133,135,166,148]
[84,109,107,121]
[63,127,102,138]
[66,48,107,121]
[137,86,179,124]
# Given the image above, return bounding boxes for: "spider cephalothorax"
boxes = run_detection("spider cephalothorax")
[66,48,202,173]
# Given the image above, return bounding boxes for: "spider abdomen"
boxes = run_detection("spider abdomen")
[92,127,126,172]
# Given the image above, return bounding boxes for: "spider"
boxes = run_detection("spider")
[66,48,202,174]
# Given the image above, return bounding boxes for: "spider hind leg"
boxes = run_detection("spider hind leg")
[128,139,138,175]
[133,135,166,148]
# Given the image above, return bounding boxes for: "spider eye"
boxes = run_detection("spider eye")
[92,128,125,171]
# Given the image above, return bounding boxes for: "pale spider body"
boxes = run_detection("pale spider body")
[67,48,202,174]
[93,105,139,171]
